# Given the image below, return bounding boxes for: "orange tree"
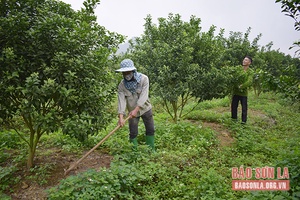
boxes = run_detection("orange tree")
[0,0,124,168]
[276,0,300,57]
[128,14,229,122]
[252,49,300,102]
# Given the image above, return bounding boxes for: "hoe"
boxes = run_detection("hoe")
[64,116,130,176]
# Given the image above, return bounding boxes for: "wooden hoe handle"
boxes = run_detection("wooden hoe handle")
[64,116,130,176]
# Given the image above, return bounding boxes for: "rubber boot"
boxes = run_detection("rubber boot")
[129,138,138,151]
[145,135,155,152]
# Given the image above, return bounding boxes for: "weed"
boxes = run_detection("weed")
[27,163,54,186]
[1,91,299,199]
[0,166,19,192]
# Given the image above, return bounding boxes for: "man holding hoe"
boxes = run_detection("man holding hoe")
[116,59,155,151]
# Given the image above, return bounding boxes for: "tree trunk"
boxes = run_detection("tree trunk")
[27,147,35,168]
[27,130,40,169]
[171,101,178,123]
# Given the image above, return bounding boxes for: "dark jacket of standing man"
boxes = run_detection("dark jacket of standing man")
[231,56,253,124]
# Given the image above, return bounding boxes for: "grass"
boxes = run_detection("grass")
[1,91,299,199]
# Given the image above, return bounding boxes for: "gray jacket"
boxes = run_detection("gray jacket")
[117,74,152,117]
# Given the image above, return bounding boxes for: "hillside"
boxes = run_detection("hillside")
[0,92,299,199]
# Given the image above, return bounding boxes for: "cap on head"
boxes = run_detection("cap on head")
[115,59,136,72]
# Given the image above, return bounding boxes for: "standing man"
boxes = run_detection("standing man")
[231,56,253,124]
[116,59,155,151]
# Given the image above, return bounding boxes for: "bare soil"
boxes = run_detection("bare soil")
[6,149,113,200]
[202,121,235,147]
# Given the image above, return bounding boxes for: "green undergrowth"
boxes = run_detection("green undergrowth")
[1,92,299,199]
[46,92,300,200]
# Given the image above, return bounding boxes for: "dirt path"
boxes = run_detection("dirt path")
[202,121,235,147]
[8,149,113,200]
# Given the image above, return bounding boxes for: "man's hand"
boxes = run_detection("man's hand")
[118,115,125,127]
[129,106,140,118]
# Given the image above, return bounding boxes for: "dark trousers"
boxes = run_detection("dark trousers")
[231,95,248,123]
[128,109,155,139]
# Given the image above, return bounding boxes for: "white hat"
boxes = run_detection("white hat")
[115,59,136,72]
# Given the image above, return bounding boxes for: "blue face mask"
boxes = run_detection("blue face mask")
[124,72,134,81]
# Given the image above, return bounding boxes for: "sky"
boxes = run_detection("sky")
[61,0,299,57]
